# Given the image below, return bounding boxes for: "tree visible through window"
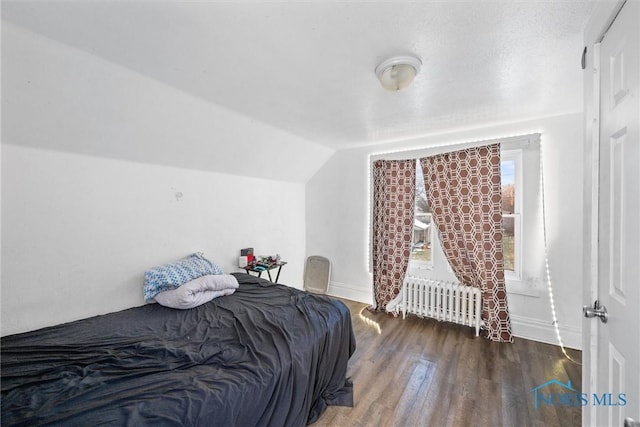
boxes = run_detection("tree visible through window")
[501,157,517,273]
[410,160,432,266]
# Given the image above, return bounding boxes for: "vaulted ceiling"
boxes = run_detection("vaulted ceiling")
[2,1,595,180]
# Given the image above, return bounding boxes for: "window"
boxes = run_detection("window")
[501,151,522,279]
[410,160,433,268]
[409,153,522,278]
[372,135,536,288]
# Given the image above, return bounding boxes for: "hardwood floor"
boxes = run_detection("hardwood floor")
[314,299,582,427]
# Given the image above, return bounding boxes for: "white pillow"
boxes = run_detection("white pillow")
[153,274,239,309]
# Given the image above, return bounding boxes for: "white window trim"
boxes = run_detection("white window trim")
[501,149,523,282]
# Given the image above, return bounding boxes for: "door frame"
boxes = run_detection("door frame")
[582,1,627,425]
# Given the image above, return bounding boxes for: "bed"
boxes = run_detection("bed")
[1,273,355,426]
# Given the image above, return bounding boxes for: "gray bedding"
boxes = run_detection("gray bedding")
[1,273,355,426]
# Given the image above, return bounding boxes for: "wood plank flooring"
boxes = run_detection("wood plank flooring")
[314,299,582,427]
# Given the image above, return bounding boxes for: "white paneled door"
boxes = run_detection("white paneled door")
[592,1,640,425]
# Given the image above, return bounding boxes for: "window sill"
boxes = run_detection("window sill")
[406,265,539,297]
[407,261,434,273]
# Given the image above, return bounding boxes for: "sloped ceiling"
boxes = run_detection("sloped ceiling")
[2,1,594,181]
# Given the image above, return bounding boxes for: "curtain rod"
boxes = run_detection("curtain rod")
[370,132,541,162]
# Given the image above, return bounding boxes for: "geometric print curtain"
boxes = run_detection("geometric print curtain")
[420,144,513,342]
[372,159,416,311]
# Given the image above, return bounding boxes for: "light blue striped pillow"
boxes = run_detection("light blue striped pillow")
[144,253,223,302]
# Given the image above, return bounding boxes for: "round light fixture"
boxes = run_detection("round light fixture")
[375,55,422,91]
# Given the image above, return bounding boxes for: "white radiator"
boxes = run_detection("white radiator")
[401,275,483,336]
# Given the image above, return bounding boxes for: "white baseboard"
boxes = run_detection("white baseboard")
[510,313,582,350]
[327,281,373,305]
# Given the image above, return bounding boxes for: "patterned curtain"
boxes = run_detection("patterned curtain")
[420,144,513,342]
[372,160,416,311]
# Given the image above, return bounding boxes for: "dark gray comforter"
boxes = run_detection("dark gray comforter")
[1,273,355,426]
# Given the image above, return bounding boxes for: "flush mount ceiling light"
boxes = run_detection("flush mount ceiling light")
[375,55,422,91]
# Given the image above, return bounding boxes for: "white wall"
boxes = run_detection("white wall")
[307,113,584,348]
[1,144,306,336]
[1,21,333,184]
[0,17,585,348]
[1,21,311,336]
